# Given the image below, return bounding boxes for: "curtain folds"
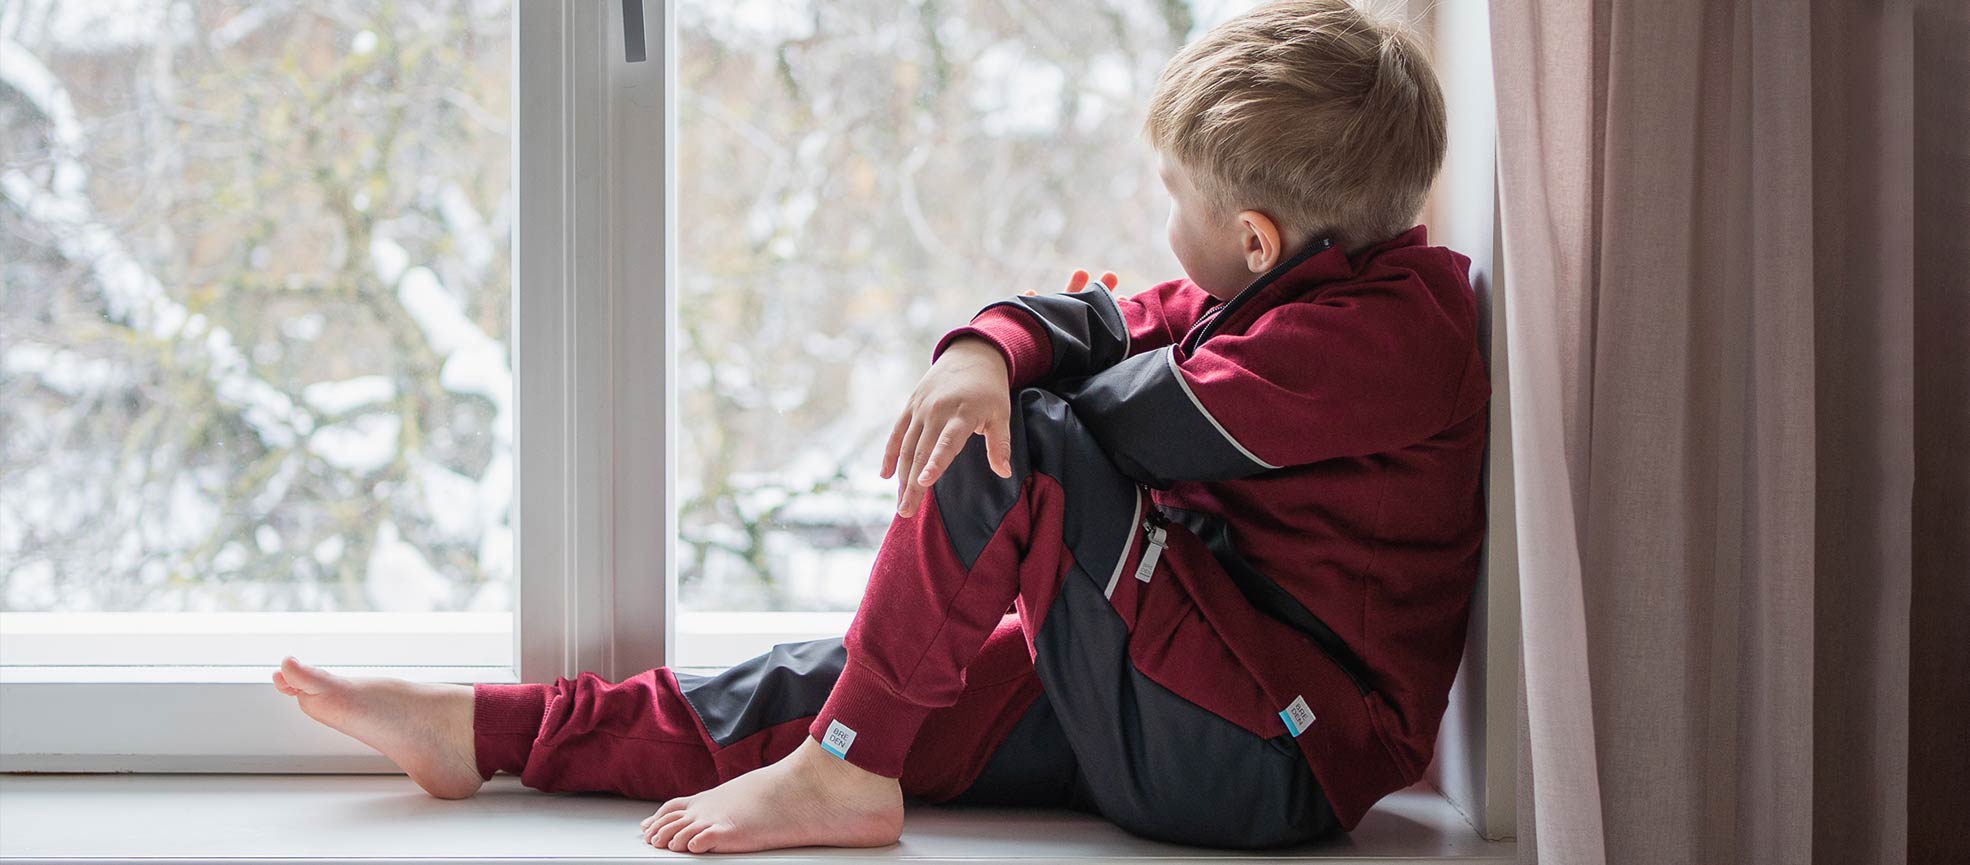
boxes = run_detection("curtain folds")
[1487,1,1968,863]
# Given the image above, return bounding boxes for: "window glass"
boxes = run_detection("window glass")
[675,0,1226,615]
[0,1,515,615]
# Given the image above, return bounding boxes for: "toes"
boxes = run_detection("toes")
[670,819,711,853]
[650,810,690,848]
[655,796,689,817]
[278,657,335,695]
[271,671,300,696]
[644,812,675,846]
[685,824,724,854]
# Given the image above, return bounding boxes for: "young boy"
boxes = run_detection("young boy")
[272,0,1486,853]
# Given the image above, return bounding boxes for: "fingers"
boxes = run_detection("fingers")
[894,414,924,501]
[983,413,1013,479]
[904,410,1015,511]
[1032,268,1116,298]
[880,408,911,479]
[898,420,936,515]
[916,420,969,489]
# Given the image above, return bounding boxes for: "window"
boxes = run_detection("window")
[2,0,515,664]
[0,0,623,770]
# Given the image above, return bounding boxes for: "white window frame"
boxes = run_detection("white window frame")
[0,1,672,772]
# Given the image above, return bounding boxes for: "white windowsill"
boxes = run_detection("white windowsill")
[0,774,1513,863]
[0,611,855,670]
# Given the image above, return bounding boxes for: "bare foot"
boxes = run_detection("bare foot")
[272,657,483,800]
[639,736,904,854]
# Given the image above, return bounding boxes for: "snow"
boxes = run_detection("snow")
[381,256,514,584]
[0,6,531,615]
[369,236,412,287]
[397,269,507,400]
[1,36,315,450]
[0,0,182,55]
[363,521,452,612]
[280,313,326,342]
[302,376,396,416]
[309,413,402,474]
[440,341,508,407]
[970,41,1066,137]
[415,459,483,542]
[439,184,496,273]
[474,523,513,598]
[1074,53,1137,133]
[312,535,347,567]
[689,0,817,46]
[3,343,129,397]
[5,560,57,610]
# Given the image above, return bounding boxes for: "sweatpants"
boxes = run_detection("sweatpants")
[473,388,1338,849]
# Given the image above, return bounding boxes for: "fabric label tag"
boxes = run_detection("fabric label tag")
[820,719,857,759]
[1279,695,1316,736]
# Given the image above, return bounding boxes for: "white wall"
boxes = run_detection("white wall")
[1411,0,1519,843]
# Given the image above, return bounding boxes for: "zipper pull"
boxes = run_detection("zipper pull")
[1134,519,1167,583]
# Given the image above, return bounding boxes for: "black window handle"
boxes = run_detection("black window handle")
[622,0,647,62]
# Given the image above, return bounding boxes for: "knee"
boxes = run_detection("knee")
[1013,387,1076,435]
[932,388,1086,488]
[1007,387,1107,469]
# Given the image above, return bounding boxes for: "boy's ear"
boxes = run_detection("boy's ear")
[1237,210,1284,273]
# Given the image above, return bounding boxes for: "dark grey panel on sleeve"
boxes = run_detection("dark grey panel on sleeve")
[1053,347,1272,488]
[975,287,1130,381]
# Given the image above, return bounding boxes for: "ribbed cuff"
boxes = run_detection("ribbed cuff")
[807,659,936,779]
[931,307,1053,388]
[472,683,547,781]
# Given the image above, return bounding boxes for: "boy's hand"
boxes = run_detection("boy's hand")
[883,336,1011,517]
[1023,268,1118,297]
[884,269,1118,517]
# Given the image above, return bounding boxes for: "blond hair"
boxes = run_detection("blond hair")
[1144,0,1447,252]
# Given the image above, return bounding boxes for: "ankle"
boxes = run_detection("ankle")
[794,737,896,787]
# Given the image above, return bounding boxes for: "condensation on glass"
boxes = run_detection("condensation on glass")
[0,1,515,613]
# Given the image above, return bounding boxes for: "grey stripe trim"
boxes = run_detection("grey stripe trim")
[1161,348,1278,470]
[1102,487,1144,599]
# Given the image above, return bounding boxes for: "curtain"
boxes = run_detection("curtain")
[1487,0,1968,863]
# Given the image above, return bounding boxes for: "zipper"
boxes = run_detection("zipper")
[1153,503,1376,698]
[1103,487,1148,599]
[1133,504,1169,583]
[1176,302,1226,355]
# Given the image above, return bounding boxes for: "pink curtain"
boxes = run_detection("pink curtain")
[1487,0,1968,862]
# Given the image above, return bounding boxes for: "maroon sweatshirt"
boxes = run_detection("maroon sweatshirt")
[930,226,1489,828]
